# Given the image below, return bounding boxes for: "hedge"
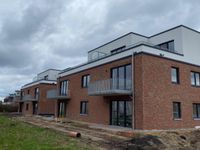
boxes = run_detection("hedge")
[0,104,18,112]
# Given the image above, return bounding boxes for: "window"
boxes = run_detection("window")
[82,75,90,88]
[111,64,132,90]
[44,75,48,80]
[193,103,200,119]
[157,40,175,52]
[60,80,69,95]
[173,102,181,119]
[26,104,29,110]
[80,101,88,115]
[191,72,200,86]
[27,90,30,94]
[34,88,39,99]
[111,46,126,54]
[171,67,179,84]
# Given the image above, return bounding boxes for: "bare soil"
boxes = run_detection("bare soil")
[7,113,200,150]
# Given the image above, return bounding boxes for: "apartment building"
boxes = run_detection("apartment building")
[47,25,200,130]
[19,69,60,116]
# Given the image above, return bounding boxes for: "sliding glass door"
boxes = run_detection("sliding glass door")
[58,101,66,118]
[111,101,132,128]
[111,64,132,90]
[33,102,38,115]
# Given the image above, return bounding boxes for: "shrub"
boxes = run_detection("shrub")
[0,104,18,112]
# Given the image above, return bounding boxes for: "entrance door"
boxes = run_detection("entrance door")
[111,101,132,127]
[33,102,38,115]
[58,101,66,118]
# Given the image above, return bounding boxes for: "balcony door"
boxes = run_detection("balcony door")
[111,100,132,128]
[58,101,66,118]
[33,102,38,115]
[34,88,39,99]
[60,80,69,96]
[111,64,132,90]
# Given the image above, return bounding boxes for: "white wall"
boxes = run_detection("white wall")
[181,27,200,65]
[37,69,60,81]
[60,25,200,78]
[149,27,183,54]
[88,33,148,61]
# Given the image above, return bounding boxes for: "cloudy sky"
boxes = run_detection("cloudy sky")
[0,0,200,100]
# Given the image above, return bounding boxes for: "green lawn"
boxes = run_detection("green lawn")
[0,115,93,150]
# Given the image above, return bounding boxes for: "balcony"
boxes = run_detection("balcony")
[47,89,70,100]
[88,78,132,96]
[21,94,38,101]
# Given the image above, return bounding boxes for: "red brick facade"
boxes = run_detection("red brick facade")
[58,57,132,125]
[19,83,57,116]
[19,52,200,130]
[57,53,200,130]
[137,53,200,130]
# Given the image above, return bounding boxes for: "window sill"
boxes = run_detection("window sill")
[80,114,88,116]
[193,118,200,121]
[191,85,200,88]
[173,118,182,121]
[171,82,179,85]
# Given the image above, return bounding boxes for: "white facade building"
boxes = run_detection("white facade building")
[60,25,200,77]
[22,69,60,89]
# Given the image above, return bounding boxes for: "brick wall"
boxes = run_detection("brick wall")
[58,57,132,125]
[139,53,200,130]
[21,83,57,115]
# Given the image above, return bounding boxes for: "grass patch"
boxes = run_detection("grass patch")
[0,115,93,150]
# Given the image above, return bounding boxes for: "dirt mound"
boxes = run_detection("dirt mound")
[125,130,200,150]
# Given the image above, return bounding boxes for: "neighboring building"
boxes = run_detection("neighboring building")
[47,25,200,130]
[4,94,15,104]
[19,69,60,116]
[13,90,21,102]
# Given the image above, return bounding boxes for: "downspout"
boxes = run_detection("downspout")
[132,52,135,129]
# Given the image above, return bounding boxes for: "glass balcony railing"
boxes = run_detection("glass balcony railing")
[88,78,132,96]
[47,89,70,100]
[21,94,38,101]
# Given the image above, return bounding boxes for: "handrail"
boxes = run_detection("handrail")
[88,78,132,95]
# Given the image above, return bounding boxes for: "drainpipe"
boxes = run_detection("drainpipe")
[132,52,136,130]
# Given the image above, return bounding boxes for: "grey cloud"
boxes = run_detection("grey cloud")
[1,0,200,100]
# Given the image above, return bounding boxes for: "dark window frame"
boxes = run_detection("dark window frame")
[110,45,126,54]
[60,80,69,95]
[44,75,48,80]
[81,74,90,88]
[110,100,132,128]
[157,40,175,52]
[193,103,200,119]
[80,101,88,115]
[171,67,179,84]
[191,71,200,87]
[111,64,132,90]
[173,102,181,119]
[34,87,39,99]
